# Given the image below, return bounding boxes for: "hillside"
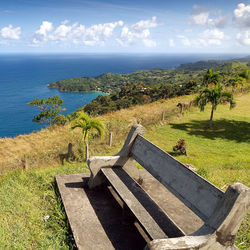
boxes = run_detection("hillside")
[0,92,249,249]
[48,60,250,93]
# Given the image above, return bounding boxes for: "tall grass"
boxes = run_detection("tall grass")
[0,95,193,175]
[0,163,88,249]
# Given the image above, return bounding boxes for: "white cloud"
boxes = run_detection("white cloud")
[177,35,191,46]
[207,16,227,28]
[190,5,227,28]
[32,21,53,44]
[132,16,158,30]
[236,31,250,46]
[31,20,123,46]
[83,21,123,45]
[200,28,228,40]
[169,38,175,47]
[50,21,73,41]
[177,29,229,47]
[31,18,157,48]
[233,3,250,28]
[117,26,151,46]
[37,21,53,36]
[0,25,21,40]
[117,17,158,47]
[143,39,156,47]
[191,12,209,25]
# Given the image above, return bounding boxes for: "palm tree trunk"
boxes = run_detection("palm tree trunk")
[209,107,214,128]
[85,142,89,161]
[83,130,89,161]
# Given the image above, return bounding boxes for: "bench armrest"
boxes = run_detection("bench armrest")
[145,235,239,250]
[88,156,121,188]
[87,125,145,189]
[145,235,211,250]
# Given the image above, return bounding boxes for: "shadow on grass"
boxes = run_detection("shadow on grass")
[170,119,250,143]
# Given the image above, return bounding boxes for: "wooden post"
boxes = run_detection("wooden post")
[108,132,113,147]
[189,100,193,109]
[21,157,28,170]
[161,111,165,122]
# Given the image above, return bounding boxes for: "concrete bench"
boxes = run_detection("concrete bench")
[88,125,250,250]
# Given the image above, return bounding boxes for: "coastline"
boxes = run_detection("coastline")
[1,54,249,138]
[48,84,110,95]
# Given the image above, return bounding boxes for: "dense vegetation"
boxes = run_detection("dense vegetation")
[48,58,250,94]
[48,59,249,117]
[77,62,249,116]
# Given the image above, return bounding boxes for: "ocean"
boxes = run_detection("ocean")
[0,53,245,138]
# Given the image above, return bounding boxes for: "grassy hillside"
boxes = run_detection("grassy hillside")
[0,163,87,249]
[0,92,249,249]
[48,60,249,93]
[146,93,250,187]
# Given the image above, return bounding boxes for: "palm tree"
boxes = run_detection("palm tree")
[239,69,249,80]
[202,68,221,87]
[228,75,245,93]
[195,84,235,127]
[71,112,104,160]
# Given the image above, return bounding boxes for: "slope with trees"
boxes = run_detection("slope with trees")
[47,60,249,94]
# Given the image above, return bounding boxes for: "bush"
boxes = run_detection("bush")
[53,115,68,126]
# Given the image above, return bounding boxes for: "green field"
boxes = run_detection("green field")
[0,164,87,249]
[146,93,250,188]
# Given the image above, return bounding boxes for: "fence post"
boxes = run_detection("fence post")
[109,132,113,147]
[21,157,28,170]
[161,111,165,122]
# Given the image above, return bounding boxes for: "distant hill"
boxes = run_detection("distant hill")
[48,56,250,94]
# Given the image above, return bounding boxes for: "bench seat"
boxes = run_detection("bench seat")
[102,167,185,240]
[88,125,250,250]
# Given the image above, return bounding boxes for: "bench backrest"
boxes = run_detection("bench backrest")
[131,135,224,222]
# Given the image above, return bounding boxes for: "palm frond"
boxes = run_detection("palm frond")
[89,120,105,137]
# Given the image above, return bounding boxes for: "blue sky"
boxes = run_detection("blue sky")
[0,0,250,53]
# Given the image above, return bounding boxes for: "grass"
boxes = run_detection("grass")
[145,93,250,188]
[0,92,249,249]
[0,163,88,249]
[144,93,250,249]
[0,94,193,175]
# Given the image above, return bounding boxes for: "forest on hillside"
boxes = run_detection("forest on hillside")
[48,58,250,94]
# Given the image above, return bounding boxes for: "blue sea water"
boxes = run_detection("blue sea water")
[0,53,245,138]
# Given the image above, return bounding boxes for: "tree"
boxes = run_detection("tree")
[195,84,235,127]
[227,75,245,93]
[202,68,221,87]
[238,69,249,80]
[28,96,65,126]
[71,112,104,160]
[53,114,68,126]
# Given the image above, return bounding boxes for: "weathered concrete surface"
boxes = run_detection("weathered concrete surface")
[56,173,146,250]
[131,135,224,221]
[102,167,185,239]
[139,169,204,235]
[88,124,145,188]
[56,171,248,250]
[84,124,250,250]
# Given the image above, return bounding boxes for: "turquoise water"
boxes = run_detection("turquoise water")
[0,53,243,137]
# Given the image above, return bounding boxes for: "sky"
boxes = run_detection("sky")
[0,0,250,53]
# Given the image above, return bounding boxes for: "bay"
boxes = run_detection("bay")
[0,53,244,138]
